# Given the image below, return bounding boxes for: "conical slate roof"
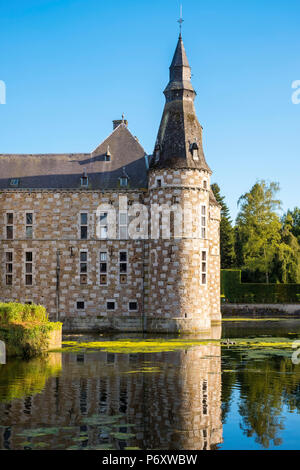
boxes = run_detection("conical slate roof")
[150,35,212,173]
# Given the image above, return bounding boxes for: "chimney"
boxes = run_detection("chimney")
[113,117,128,130]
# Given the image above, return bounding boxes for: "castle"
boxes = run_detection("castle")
[0,33,221,333]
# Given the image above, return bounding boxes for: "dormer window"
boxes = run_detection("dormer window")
[105,146,111,161]
[119,177,128,187]
[191,142,199,161]
[81,173,88,187]
[10,179,19,187]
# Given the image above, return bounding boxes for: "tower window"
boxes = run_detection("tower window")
[203,180,208,190]
[157,178,162,188]
[191,142,199,161]
[201,251,207,285]
[77,301,85,310]
[201,206,206,239]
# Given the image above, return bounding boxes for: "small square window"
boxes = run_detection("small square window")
[6,226,13,240]
[120,252,127,262]
[100,274,107,285]
[6,213,13,224]
[25,274,33,286]
[77,301,85,310]
[100,252,107,262]
[81,226,88,240]
[107,301,115,311]
[6,252,13,262]
[120,274,127,284]
[157,179,162,187]
[119,177,128,187]
[129,301,138,311]
[80,252,87,262]
[26,252,33,262]
[26,213,33,225]
[26,226,33,239]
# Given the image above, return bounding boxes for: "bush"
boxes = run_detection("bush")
[0,302,48,324]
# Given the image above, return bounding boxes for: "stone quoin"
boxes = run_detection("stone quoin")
[0,33,221,333]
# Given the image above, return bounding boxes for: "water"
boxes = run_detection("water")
[0,319,300,450]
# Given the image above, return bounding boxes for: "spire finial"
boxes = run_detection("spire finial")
[177,4,184,37]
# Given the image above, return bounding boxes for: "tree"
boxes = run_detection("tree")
[235,181,282,283]
[275,213,300,283]
[211,183,236,268]
[285,207,300,243]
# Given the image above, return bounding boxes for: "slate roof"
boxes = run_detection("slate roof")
[150,35,212,174]
[0,123,148,190]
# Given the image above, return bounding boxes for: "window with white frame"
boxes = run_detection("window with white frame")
[107,300,116,311]
[99,212,108,239]
[119,211,128,239]
[201,251,207,285]
[76,300,85,310]
[80,251,88,285]
[5,251,13,286]
[119,251,127,284]
[25,251,33,286]
[129,301,138,312]
[6,213,14,240]
[201,206,206,239]
[80,213,88,240]
[25,212,33,239]
[100,251,108,285]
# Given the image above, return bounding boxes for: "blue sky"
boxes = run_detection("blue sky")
[0,0,299,221]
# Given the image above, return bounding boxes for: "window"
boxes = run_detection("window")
[157,178,162,188]
[80,213,88,240]
[5,252,13,286]
[107,301,115,311]
[100,251,108,285]
[77,301,85,310]
[201,206,206,239]
[119,212,128,239]
[99,212,108,239]
[119,177,128,187]
[81,175,88,187]
[191,142,199,161]
[203,180,208,190]
[80,251,88,285]
[25,251,33,286]
[26,213,33,239]
[6,213,14,240]
[10,179,19,187]
[201,251,207,285]
[129,301,138,312]
[119,251,127,284]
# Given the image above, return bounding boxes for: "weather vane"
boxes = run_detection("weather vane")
[177,4,184,36]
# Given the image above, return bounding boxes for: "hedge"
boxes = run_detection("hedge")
[221,270,300,304]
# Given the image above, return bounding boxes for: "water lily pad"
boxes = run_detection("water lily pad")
[110,432,136,440]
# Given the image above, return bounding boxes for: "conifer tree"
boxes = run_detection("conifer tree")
[211,183,236,268]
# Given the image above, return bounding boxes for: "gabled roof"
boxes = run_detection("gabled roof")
[0,123,148,190]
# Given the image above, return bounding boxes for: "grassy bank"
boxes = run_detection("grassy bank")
[0,302,62,358]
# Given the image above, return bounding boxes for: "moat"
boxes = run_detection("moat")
[0,319,300,450]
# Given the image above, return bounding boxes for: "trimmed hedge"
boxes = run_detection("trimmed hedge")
[221,270,300,304]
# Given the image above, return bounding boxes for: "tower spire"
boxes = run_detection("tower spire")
[150,32,211,173]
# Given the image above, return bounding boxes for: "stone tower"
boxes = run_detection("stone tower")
[145,33,221,333]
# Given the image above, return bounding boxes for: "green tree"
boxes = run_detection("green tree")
[211,183,236,268]
[285,207,300,243]
[235,181,282,283]
[276,213,300,283]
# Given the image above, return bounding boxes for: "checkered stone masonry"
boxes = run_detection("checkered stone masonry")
[145,169,221,333]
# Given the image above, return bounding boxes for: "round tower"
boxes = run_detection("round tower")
[145,34,221,333]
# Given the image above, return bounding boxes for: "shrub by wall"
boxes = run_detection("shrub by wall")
[221,270,300,303]
[0,303,62,358]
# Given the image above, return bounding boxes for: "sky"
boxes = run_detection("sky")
[0,0,299,221]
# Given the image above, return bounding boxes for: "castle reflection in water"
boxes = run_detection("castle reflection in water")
[0,328,223,450]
